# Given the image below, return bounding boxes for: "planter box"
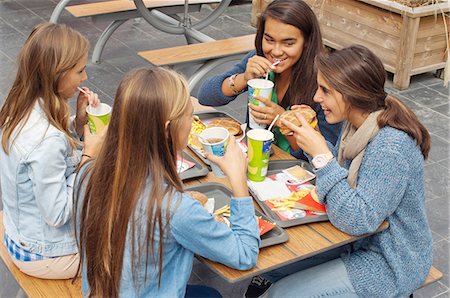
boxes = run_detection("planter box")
[251,0,449,90]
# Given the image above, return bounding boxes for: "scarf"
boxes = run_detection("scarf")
[337,110,382,188]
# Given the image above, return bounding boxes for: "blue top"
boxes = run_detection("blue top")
[0,101,80,258]
[197,50,342,159]
[316,126,432,297]
[75,165,260,297]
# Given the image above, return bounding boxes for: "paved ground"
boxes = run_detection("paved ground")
[0,0,448,297]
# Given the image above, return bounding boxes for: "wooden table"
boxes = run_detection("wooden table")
[185,106,389,282]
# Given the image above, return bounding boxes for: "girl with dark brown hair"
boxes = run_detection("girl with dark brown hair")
[75,67,259,297]
[269,45,432,297]
[197,0,342,159]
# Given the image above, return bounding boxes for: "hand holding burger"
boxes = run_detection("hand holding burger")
[279,107,330,158]
[278,105,317,136]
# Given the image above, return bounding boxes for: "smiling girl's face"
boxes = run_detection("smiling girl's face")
[313,70,348,124]
[262,17,305,75]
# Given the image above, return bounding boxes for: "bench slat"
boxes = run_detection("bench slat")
[66,0,221,18]
[138,34,255,66]
[421,265,443,288]
[0,212,82,297]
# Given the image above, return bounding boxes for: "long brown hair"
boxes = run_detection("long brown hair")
[315,45,431,158]
[255,0,323,108]
[76,67,190,297]
[0,22,89,152]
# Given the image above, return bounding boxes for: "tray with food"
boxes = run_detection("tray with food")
[178,150,209,181]
[248,159,328,228]
[184,182,288,248]
[188,111,247,166]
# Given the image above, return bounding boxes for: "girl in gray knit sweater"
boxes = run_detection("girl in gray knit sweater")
[271,45,433,297]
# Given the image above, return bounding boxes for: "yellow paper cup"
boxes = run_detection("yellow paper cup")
[247,128,274,182]
[247,79,274,129]
[199,127,230,177]
[86,103,111,134]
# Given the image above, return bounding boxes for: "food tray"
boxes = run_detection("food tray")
[189,111,245,166]
[250,159,328,228]
[184,183,288,248]
[179,150,209,181]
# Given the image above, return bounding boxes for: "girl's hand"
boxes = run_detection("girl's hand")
[280,112,329,157]
[244,56,274,81]
[249,95,285,125]
[205,135,249,197]
[75,87,100,132]
[82,124,107,160]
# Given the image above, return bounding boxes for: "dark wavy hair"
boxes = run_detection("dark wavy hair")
[255,0,323,109]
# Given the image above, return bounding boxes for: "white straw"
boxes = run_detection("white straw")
[267,114,280,137]
[77,87,88,94]
[265,60,281,80]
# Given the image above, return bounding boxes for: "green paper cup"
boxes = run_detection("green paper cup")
[86,103,111,134]
[199,127,230,177]
[247,128,274,182]
[247,79,274,129]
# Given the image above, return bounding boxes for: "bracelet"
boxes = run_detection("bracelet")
[228,74,243,96]
[81,153,92,159]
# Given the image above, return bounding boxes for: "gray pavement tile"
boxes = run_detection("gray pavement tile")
[413,280,449,298]
[431,102,450,118]
[434,290,450,297]
[415,108,450,134]
[438,159,450,170]
[399,86,449,109]
[104,55,149,75]
[0,6,45,35]
[0,18,23,37]
[424,162,450,199]
[396,94,424,111]
[426,197,450,239]
[427,82,450,97]
[0,32,26,62]
[432,230,446,244]
[434,129,450,141]
[428,134,450,163]
[409,72,444,87]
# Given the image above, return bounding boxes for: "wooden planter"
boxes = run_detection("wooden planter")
[251,0,449,90]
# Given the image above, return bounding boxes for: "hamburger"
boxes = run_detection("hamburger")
[278,106,317,135]
[207,117,243,138]
[186,191,208,206]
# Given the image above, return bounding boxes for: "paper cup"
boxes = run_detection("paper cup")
[247,129,274,182]
[247,79,274,129]
[86,103,111,134]
[199,127,230,177]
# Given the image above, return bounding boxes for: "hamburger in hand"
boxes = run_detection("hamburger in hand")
[278,106,317,135]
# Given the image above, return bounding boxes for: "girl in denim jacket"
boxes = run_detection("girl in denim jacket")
[75,67,259,297]
[0,22,104,279]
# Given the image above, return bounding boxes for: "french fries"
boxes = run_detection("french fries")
[213,205,230,217]
[188,116,206,147]
[268,189,311,212]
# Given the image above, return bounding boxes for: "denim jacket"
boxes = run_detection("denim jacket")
[0,101,80,257]
[75,165,260,297]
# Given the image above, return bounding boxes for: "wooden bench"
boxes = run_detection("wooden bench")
[138,34,255,90]
[0,210,443,297]
[64,0,222,63]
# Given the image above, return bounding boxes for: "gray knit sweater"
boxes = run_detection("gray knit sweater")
[317,126,432,297]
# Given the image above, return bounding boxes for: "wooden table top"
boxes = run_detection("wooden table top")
[183,108,389,283]
[0,101,387,297]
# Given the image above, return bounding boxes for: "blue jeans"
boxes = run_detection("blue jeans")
[185,285,222,297]
[267,258,358,297]
[262,245,352,282]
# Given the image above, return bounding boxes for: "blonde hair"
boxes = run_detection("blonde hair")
[76,67,191,297]
[0,22,89,152]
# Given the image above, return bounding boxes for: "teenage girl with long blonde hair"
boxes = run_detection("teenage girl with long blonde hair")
[75,67,259,297]
[0,22,104,279]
